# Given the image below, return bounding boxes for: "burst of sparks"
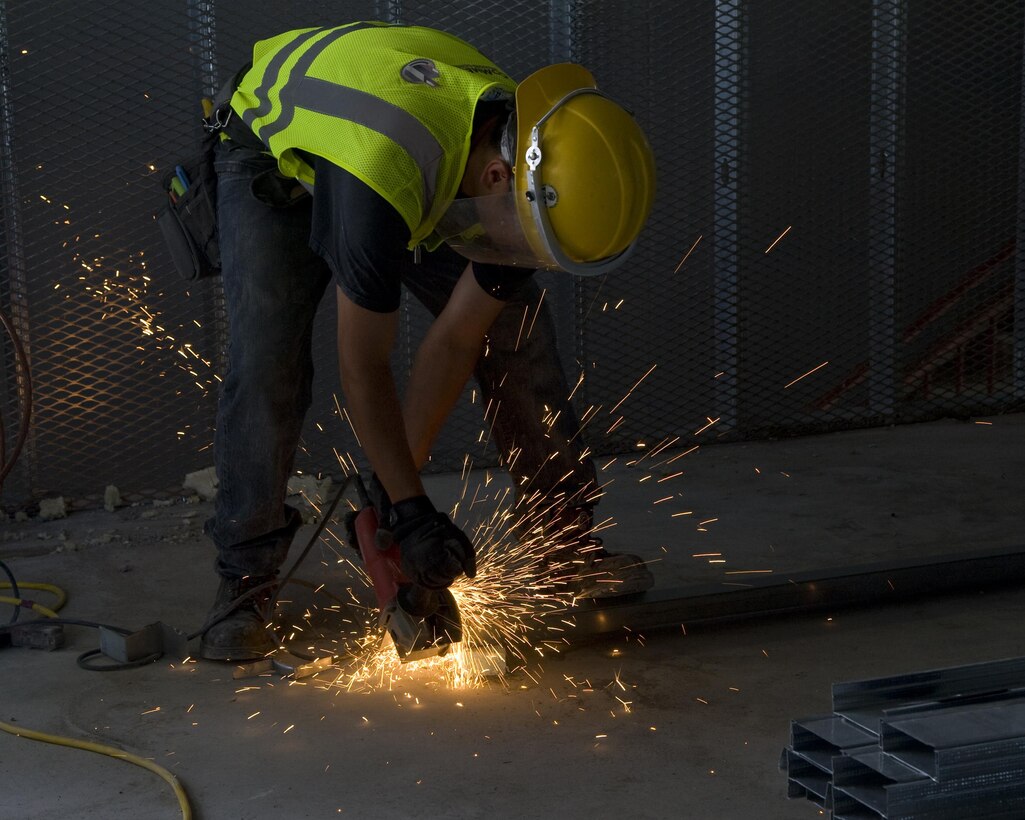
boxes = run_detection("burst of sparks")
[280,470,612,694]
[75,209,768,700]
[31,192,224,403]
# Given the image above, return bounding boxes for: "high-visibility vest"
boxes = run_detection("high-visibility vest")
[231,21,516,248]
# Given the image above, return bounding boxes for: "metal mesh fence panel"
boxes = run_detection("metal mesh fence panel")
[898,2,1022,412]
[2,1,1023,510]
[570,0,1024,458]
[1,1,225,508]
[571,2,722,454]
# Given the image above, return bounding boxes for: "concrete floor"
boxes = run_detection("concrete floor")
[1,414,1023,819]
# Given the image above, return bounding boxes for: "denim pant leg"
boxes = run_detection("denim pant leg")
[400,255,597,513]
[205,143,332,578]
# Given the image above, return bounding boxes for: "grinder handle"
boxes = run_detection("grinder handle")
[354,506,405,607]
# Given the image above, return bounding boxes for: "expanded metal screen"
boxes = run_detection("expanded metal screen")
[1,1,1023,509]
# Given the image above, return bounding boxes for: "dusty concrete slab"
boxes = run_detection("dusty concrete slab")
[1,414,1022,819]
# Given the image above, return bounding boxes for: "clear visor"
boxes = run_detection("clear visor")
[434,193,555,269]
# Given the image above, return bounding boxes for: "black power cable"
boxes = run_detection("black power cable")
[189,474,355,657]
[2,476,357,669]
[1,558,20,624]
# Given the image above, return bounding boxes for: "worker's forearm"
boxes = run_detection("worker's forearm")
[404,267,506,466]
[340,356,425,503]
[403,328,484,468]
[335,290,424,504]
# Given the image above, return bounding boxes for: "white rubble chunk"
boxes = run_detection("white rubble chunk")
[183,466,219,501]
[287,475,333,523]
[37,497,67,521]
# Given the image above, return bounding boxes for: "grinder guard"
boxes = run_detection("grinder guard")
[352,504,462,662]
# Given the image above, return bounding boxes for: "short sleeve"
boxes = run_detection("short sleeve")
[308,157,411,313]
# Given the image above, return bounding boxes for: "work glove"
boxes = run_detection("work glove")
[397,583,440,618]
[390,496,477,590]
[366,473,394,550]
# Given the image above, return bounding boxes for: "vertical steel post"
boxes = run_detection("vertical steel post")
[867,0,906,417]
[548,0,580,380]
[187,0,218,100]
[186,0,226,384]
[0,3,35,500]
[549,0,573,61]
[712,0,745,433]
[376,1,403,23]
[1014,12,1025,401]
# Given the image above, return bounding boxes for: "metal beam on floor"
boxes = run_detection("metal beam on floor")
[542,544,1025,640]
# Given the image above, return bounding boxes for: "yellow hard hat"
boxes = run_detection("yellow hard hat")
[512,64,656,275]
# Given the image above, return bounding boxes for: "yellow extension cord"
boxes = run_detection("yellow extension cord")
[1,581,193,820]
[0,580,66,618]
[0,719,192,820]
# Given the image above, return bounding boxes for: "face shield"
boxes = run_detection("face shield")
[433,191,555,269]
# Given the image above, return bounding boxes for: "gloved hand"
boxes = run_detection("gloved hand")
[397,583,439,617]
[390,496,477,589]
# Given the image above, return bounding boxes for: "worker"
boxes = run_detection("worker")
[198,21,657,660]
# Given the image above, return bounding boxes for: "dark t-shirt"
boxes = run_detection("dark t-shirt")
[308,156,533,313]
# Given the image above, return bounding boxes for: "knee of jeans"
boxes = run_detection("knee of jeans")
[227,329,308,380]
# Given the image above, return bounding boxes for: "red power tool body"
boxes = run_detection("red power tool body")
[351,504,462,662]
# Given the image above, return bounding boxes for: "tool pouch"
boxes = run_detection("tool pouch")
[156,139,220,280]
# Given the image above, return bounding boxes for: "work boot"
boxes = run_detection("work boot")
[535,507,655,599]
[199,574,279,661]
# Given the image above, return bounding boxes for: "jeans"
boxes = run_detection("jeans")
[206,141,596,578]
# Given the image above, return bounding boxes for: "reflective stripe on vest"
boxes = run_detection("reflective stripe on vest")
[243,26,334,124]
[256,78,443,217]
[241,22,378,130]
[232,23,515,246]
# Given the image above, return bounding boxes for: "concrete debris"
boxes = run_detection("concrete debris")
[183,466,219,501]
[37,497,67,521]
[287,474,333,505]
[103,484,121,512]
[287,475,333,523]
